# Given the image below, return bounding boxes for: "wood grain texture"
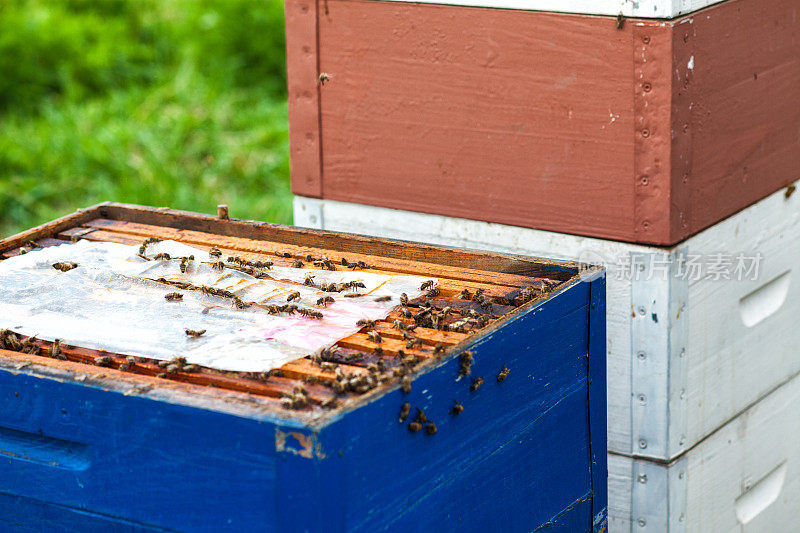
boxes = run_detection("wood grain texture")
[285,0,323,197]
[316,1,638,240]
[289,0,800,245]
[678,0,800,239]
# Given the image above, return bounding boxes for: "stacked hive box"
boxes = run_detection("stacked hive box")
[0,203,607,531]
[286,0,800,530]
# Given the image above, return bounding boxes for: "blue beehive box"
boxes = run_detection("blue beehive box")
[0,204,606,532]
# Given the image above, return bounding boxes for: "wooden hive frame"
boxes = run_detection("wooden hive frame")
[0,202,582,423]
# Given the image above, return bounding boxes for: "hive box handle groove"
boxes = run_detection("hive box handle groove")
[738,270,791,327]
[0,426,90,471]
[735,461,787,524]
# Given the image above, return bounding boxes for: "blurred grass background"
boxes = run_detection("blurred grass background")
[0,0,292,237]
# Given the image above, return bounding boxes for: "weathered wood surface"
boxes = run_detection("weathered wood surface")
[0,204,607,530]
[288,0,800,245]
[609,371,800,532]
[358,0,727,18]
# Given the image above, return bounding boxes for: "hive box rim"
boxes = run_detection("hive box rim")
[0,202,602,432]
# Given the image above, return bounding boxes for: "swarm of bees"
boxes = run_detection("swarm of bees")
[52,262,79,272]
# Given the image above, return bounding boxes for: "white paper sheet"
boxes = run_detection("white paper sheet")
[0,240,435,372]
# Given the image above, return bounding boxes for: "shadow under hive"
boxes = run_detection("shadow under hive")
[0,203,606,532]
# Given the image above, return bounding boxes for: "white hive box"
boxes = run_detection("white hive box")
[609,371,800,532]
[295,181,800,530]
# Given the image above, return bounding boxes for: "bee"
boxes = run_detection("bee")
[320,362,338,372]
[304,274,316,286]
[153,252,171,261]
[94,355,113,367]
[470,377,484,391]
[425,288,440,298]
[316,296,335,307]
[405,337,422,350]
[319,72,331,85]
[275,251,292,258]
[425,422,437,435]
[156,372,167,379]
[497,365,510,382]
[119,363,130,371]
[408,421,422,433]
[341,257,349,266]
[459,351,473,376]
[287,291,301,302]
[401,308,413,319]
[320,347,338,361]
[44,338,62,359]
[616,12,625,29]
[291,259,304,268]
[322,397,339,409]
[399,402,411,422]
[374,295,392,302]
[298,308,323,319]
[183,364,200,373]
[211,261,225,271]
[414,408,427,424]
[373,346,384,356]
[185,329,206,338]
[349,281,366,289]
[787,184,797,199]
[420,280,434,291]
[367,331,382,344]
[471,288,485,302]
[304,254,314,262]
[433,343,445,356]
[451,401,464,415]
[164,292,183,301]
[52,262,79,272]
[401,375,411,394]
[348,261,368,270]
[232,297,251,309]
[399,293,409,306]
[357,318,376,328]
[344,293,364,298]
[180,257,190,273]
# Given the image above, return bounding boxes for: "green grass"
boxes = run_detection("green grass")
[0,0,292,237]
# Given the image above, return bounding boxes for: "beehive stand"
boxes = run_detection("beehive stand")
[0,203,606,532]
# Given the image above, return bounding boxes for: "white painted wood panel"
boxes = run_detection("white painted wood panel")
[294,181,800,460]
[364,0,726,18]
[608,371,800,532]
